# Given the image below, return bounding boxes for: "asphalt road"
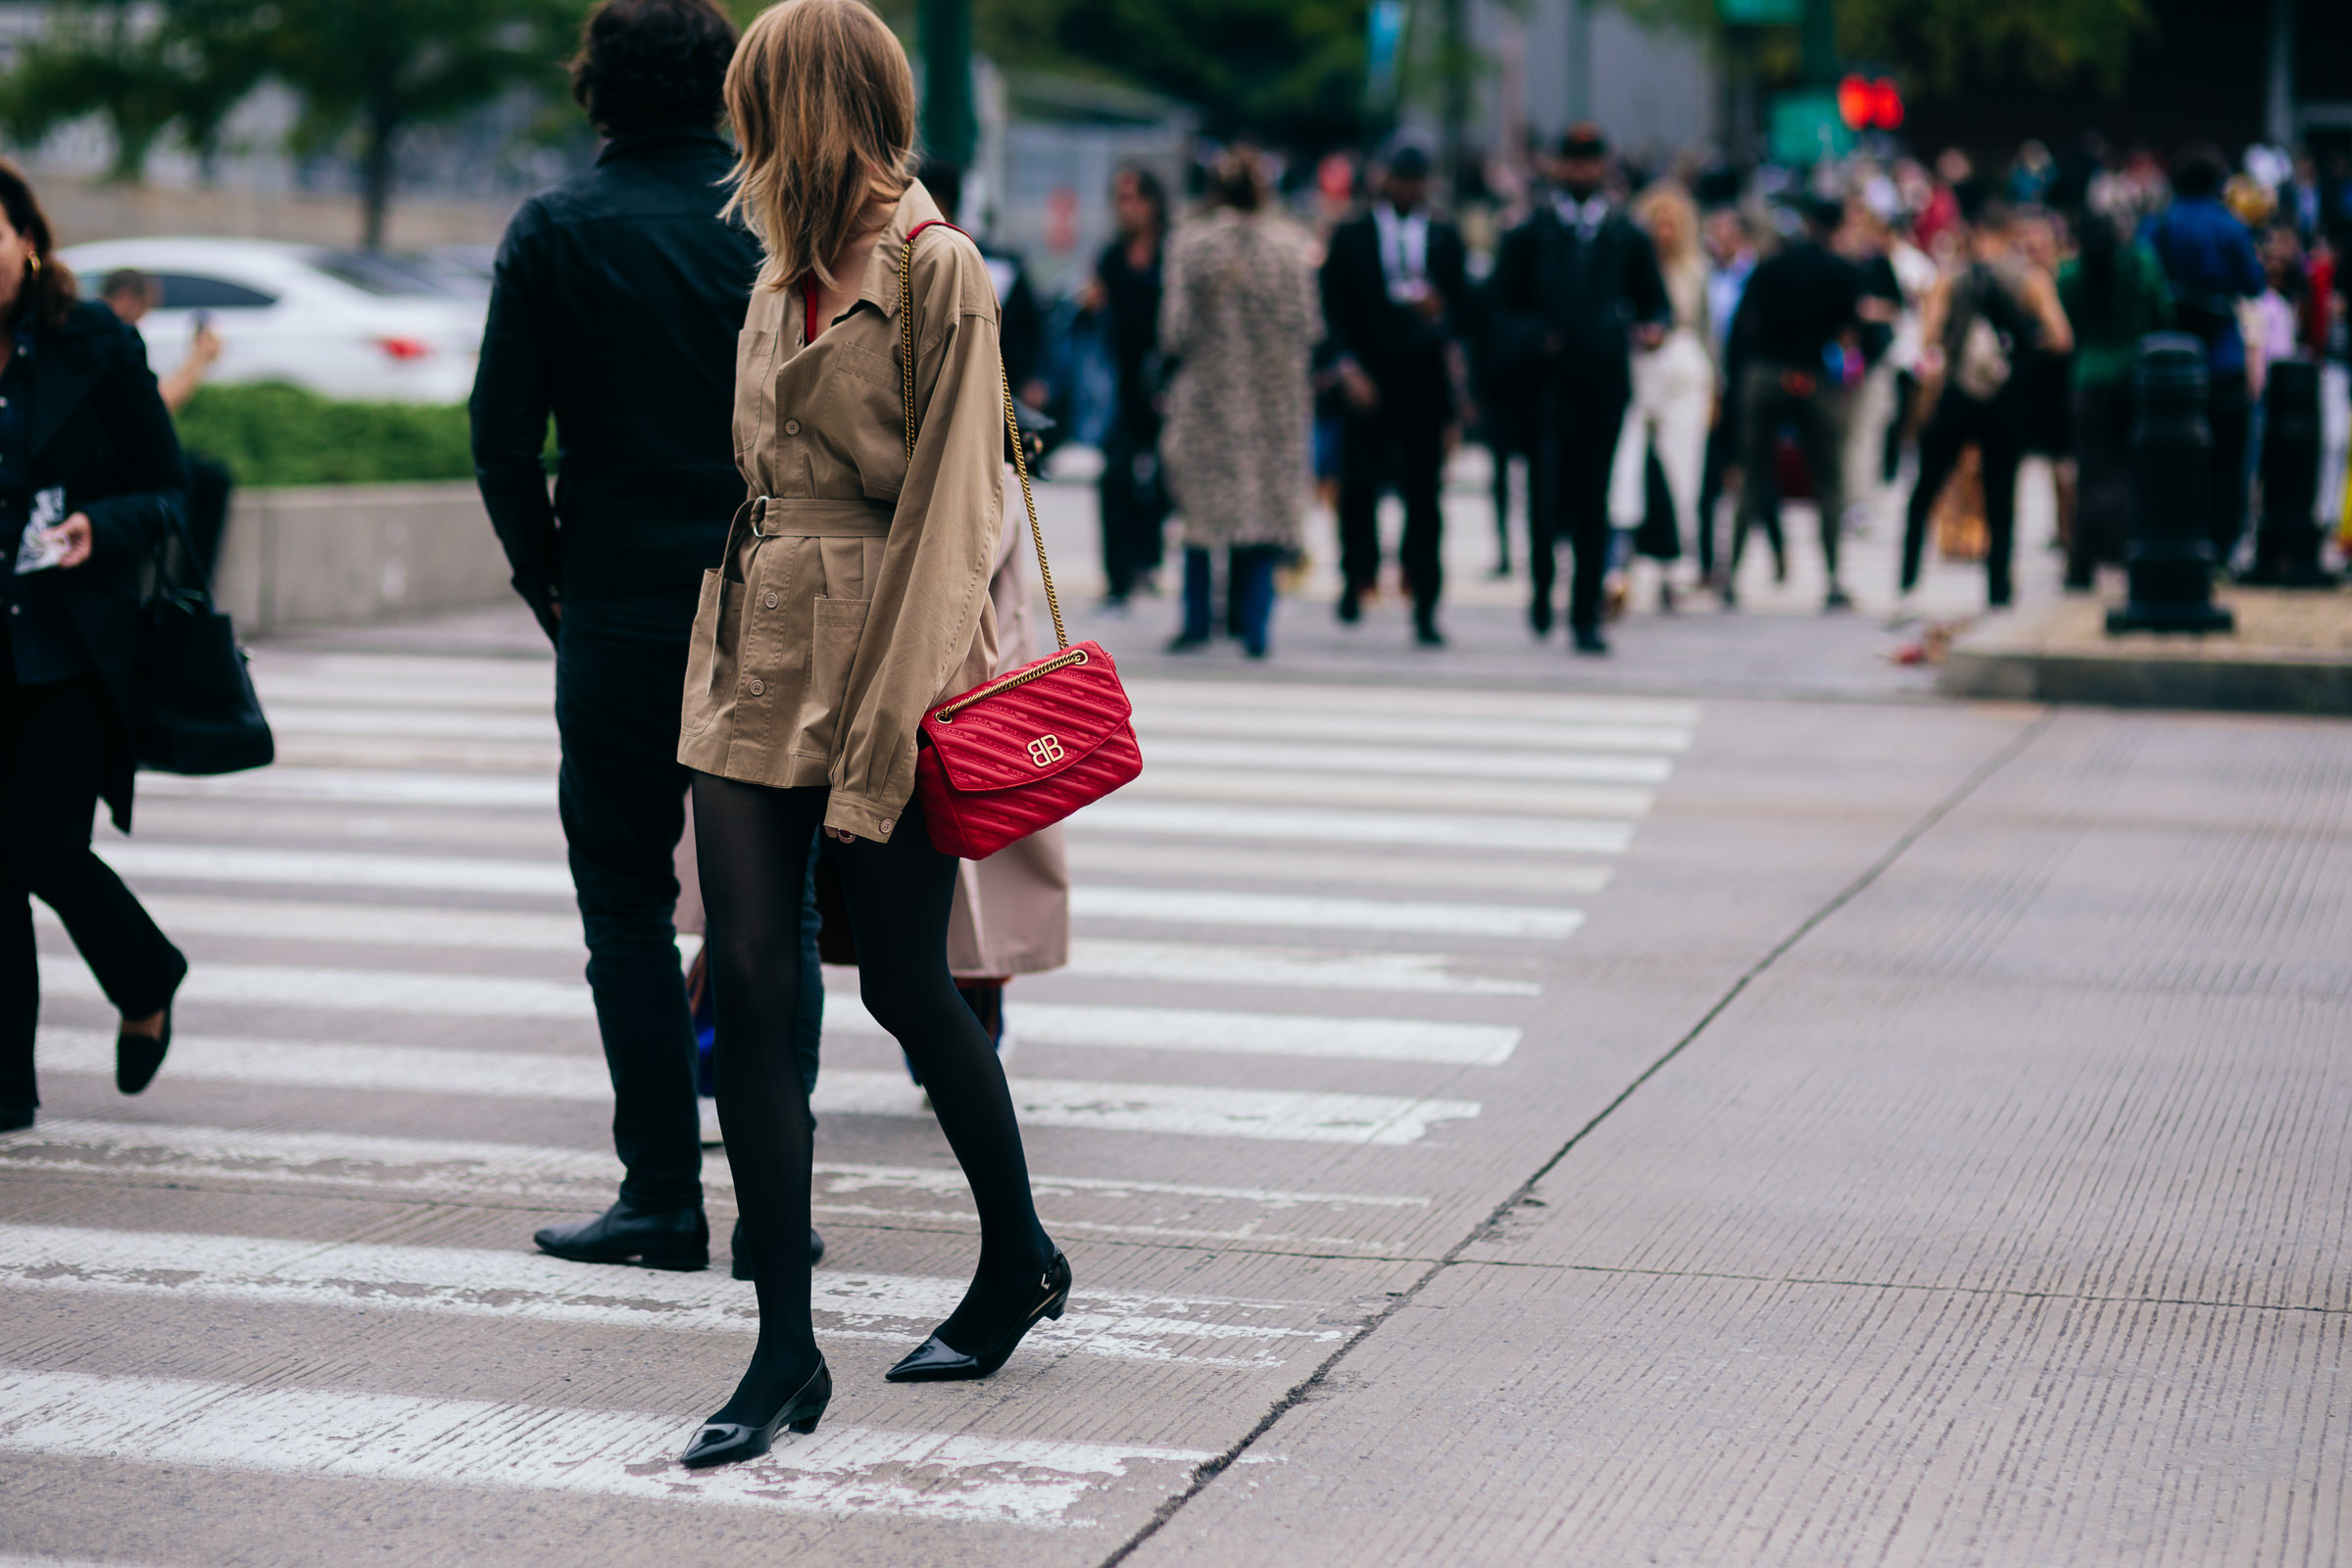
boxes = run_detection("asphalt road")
[4,560,2347,1563]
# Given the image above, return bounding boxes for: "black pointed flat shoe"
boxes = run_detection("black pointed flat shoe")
[886,1251,1071,1383]
[679,1358,830,1469]
[728,1219,824,1281]
[116,1008,172,1096]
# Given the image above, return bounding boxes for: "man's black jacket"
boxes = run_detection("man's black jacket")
[469,127,760,632]
[1320,208,1469,419]
[1489,202,1670,409]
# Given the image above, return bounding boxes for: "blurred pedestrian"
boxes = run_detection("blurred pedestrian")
[2142,143,2264,563]
[1833,198,1914,541]
[470,0,824,1276]
[1490,123,1670,655]
[2057,205,2172,587]
[1900,202,2074,608]
[2015,209,2080,562]
[99,268,232,581]
[1086,166,1170,609]
[0,163,192,1134]
[1606,181,1712,610]
[676,0,1066,1465]
[1159,144,1322,659]
[1724,195,1871,611]
[1694,202,1760,584]
[1322,139,1468,645]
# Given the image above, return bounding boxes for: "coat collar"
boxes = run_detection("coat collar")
[854,178,947,320]
[27,303,118,461]
[596,125,732,166]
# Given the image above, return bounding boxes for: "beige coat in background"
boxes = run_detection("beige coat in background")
[946,488,1071,978]
[1157,207,1322,551]
[677,181,1004,844]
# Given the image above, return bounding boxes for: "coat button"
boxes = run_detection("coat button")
[763,590,778,609]
[748,678,764,696]
[783,418,802,435]
[879,818,894,833]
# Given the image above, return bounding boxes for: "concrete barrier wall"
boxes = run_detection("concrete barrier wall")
[212,482,514,636]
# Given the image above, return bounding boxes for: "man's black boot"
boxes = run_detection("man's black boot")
[534,1199,709,1271]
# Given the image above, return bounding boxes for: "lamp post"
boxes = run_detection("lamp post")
[2108,333,2235,634]
[918,0,975,173]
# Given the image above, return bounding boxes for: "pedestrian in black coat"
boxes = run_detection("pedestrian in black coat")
[1321,142,1470,643]
[470,0,821,1276]
[1490,124,1670,654]
[0,161,193,1133]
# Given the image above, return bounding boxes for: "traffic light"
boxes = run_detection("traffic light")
[1837,74,1903,131]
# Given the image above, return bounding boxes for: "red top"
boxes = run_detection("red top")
[802,220,964,346]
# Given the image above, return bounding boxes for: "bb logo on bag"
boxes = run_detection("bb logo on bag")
[1027,734,1064,767]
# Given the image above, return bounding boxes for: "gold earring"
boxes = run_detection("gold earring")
[24,254,38,277]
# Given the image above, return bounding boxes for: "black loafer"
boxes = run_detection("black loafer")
[534,1200,708,1271]
[116,1009,172,1096]
[0,1100,32,1134]
[679,1358,830,1469]
[886,1251,1071,1383]
[728,1219,824,1281]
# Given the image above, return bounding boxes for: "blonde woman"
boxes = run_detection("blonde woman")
[1606,181,1713,605]
[673,0,1064,1468]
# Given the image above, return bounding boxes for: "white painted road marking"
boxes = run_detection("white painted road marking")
[1124,767,1654,818]
[1063,939,1540,995]
[1130,704,1693,755]
[96,842,574,895]
[0,1225,1340,1366]
[0,1368,1213,1527]
[33,1032,1481,1145]
[137,768,555,809]
[1071,800,1636,854]
[1064,841,1614,897]
[1071,887,1586,939]
[1139,736,1673,783]
[1123,676,1700,727]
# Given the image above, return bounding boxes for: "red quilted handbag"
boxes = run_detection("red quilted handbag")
[901,220,1142,858]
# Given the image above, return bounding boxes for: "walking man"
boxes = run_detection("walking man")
[471,0,803,1273]
[1491,124,1669,654]
[1321,140,1469,645]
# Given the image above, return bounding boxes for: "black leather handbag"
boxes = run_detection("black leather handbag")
[134,514,272,775]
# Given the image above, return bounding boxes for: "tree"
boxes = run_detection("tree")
[0,0,584,247]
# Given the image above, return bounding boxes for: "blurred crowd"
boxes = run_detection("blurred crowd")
[1001,128,2352,658]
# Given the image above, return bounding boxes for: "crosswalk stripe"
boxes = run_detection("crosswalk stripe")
[271,738,561,772]
[137,767,553,808]
[1064,841,1614,896]
[1071,887,1585,939]
[1129,705,1692,755]
[1073,800,1636,853]
[1124,677,1700,726]
[0,1368,1213,1526]
[235,676,553,712]
[96,842,571,894]
[1123,767,1655,818]
[1138,737,1673,783]
[33,1032,1480,1145]
[37,902,1537,996]
[41,960,1521,1063]
[0,1225,1338,1367]
[262,705,560,741]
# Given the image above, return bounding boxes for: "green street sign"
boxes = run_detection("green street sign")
[1769,90,1852,165]
[1719,0,1803,24]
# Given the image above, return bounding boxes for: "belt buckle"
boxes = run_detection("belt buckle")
[747,496,772,538]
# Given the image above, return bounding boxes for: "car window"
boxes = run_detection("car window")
[150,273,279,310]
[308,249,468,298]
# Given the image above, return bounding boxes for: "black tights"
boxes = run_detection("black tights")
[692,775,1053,1423]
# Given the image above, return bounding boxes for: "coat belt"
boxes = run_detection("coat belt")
[747,496,895,537]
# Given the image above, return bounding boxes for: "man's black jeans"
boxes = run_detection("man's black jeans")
[2,676,186,1109]
[1338,405,1446,615]
[1532,380,1630,634]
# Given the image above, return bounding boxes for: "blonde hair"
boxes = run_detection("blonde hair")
[1632,181,1700,269]
[722,0,917,290]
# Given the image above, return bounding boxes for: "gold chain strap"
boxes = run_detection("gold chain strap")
[901,230,1068,653]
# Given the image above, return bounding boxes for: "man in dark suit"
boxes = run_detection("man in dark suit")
[1490,124,1670,654]
[470,0,820,1276]
[1321,142,1469,645]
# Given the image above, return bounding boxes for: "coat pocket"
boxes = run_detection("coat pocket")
[679,569,736,740]
[793,595,871,760]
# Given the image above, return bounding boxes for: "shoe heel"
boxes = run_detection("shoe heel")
[1044,1291,1067,1321]
[788,1414,820,1435]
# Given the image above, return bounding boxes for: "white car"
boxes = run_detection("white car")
[57,236,488,404]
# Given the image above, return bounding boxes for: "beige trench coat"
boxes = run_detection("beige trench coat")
[945,496,1070,977]
[677,181,1004,844]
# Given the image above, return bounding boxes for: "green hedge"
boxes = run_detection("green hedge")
[176,382,477,488]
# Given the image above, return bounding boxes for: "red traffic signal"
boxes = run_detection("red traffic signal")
[1837,74,1903,131]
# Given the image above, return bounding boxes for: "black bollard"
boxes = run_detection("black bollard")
[2109,333,2234,635]
[2239,355,2340,587]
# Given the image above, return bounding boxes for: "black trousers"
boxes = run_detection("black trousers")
[1902,391,2024,606]
[1097,416,1168,601]
[1531,380,1628,633]
[556,590,712,1213]
[2,676,185,1109]
[1732,362,1847,586]
[1338,405,1446,615]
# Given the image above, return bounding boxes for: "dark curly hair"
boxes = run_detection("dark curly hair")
[0,161,76,328]
[569,0,739,138]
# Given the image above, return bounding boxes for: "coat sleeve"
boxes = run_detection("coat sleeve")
[1158,229,1195,363]
[1486,224,1547,377]
[823,236,1005,843]
[468,211,563,641]
[1623,225,1672,326]
[78,322,190,564]
[1319,229,1359,367]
